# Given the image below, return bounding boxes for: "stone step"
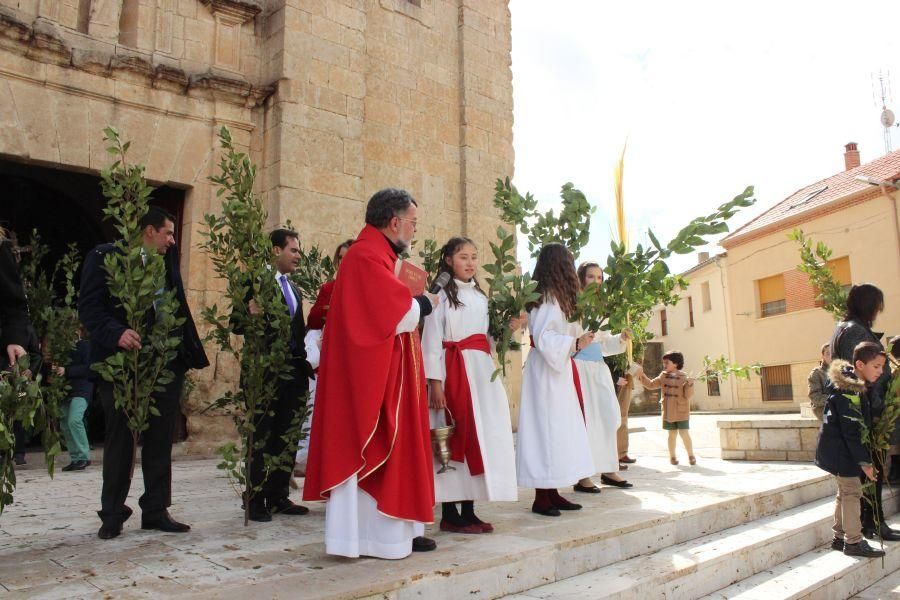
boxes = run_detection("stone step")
[701,516,900,600]
[852,558,900,598]
[500,496,837,599]
[186,460,835,600]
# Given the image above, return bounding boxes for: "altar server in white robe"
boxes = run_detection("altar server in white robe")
[294,328,322,475]
[517,243,596,517]
[571,262,634,494]
[423,237,521,533]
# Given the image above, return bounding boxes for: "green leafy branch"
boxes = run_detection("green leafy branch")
[293,245,336,304]
[576,186,756,368]
[493,178,595,258]
[788,228,847,321]
[202,126,304,526]
[33,239,83,477]
[0,359,43,515]
[92,126,184,474]
[483,226,539,380]
[695,355,762,382]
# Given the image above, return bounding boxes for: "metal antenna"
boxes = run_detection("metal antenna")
[874,71,894,153]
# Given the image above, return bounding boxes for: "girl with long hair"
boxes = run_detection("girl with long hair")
[517,243,595,516]
[422,237,519,534]
[570,263,633,492]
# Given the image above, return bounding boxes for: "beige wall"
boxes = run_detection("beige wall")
[0,0,519,450]
[722,192,900,411]
[646,257,739,411]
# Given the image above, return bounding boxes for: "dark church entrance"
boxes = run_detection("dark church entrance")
[0,156,189,448]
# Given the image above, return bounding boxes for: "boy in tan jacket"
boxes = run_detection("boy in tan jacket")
[637,351,695,465]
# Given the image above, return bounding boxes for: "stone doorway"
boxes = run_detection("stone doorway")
[0,157,189,445]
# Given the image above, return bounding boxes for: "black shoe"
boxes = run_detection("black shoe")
[62,460,90,472]
[830,537,844,551]
[531,505,561,517]
[573,483,602,494]
[268,498,309,516]
[550,496,582,511]
[98,522,122,539]
[600,475,634,488]
[14,453,25,466]
[862,524,900,541]
[844,539,885,558]
[619,455,636,464]
[412,536,436,552]
[141,510,190,533]
[248,504,272,522]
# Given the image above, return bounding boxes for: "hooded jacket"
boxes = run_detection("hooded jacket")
[815,359,873,477]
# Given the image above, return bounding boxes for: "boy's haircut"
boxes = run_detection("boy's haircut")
[662,350,684,370]
[853,341,886,365]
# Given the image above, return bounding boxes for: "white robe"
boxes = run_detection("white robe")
[572,328,626,474]
[295,329,322,465]
[516,299,595,488]
[323,299,427,559]
[422,280,518,503]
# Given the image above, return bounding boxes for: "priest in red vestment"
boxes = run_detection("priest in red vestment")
[303,188,439,559]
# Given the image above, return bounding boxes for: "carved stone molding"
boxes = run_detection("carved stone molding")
[0,8,273,109]
[199,0,261,73]
[198,0,262,24]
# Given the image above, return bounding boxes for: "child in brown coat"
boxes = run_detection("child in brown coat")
[637,351,696,465]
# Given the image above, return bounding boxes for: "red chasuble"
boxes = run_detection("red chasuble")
[302,224,435,523]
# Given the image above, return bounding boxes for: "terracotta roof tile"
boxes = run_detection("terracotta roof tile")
[721,149,900,246]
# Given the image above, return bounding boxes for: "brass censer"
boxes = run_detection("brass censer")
[430,407,456,474]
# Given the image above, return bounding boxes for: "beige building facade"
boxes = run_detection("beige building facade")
[0,0,517,451]
[649,144,900,412]
[645,252,740,411]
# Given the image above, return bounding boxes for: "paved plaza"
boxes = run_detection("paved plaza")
[0,415,847,599]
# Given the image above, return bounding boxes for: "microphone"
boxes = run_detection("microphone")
[428,272,451,294]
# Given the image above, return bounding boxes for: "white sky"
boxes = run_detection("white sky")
[510,0,900,273]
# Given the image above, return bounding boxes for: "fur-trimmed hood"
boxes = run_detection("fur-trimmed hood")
[828,359,867,394]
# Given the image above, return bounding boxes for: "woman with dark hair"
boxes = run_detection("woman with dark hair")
[306,238,354,330]
[422,237,519,534]
[571,262,633,492]
[829,283,897,541]
[517,244,595,516]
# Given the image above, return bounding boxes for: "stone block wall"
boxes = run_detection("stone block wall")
[719,417,819,462]
[0,0,519,451]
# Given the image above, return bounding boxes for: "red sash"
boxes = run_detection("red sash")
[530,336,585,420]
[442,333,489,475]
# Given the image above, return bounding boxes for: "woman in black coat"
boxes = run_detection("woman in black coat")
[829,283,896,540]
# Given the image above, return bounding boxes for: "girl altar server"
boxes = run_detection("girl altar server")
[517,243,595,516]
[571,262,633,493]
[422,237,519,534]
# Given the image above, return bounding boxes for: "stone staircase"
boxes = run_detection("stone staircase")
[502,485,900,600]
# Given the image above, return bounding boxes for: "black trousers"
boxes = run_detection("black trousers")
[249,358,308,508]
[98,360,186,525]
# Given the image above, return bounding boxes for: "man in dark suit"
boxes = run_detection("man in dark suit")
[79,207,209,540]
[243,228,314,522]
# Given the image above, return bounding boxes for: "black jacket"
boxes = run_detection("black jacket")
[0,240,31,349]
[232,272,314,379]
[65,339,94,400]
[830,319,892,416]
[815,360,873,477]
[78,243,209,371]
